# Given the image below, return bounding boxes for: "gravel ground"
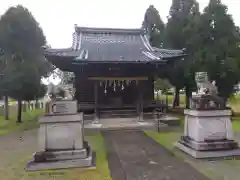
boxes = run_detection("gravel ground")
[102,130,210,180]
[0,130,39,180]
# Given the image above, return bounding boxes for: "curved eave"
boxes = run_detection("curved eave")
[45,54,76,60]
[44,54,186,66]
[162,53,188,60]
[70,59,167,65]
[44,53,77,68]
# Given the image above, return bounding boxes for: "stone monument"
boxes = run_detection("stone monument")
[26,89,94,171]
[175,72,240,158]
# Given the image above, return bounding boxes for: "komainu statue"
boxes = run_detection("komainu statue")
[191,72,225,110]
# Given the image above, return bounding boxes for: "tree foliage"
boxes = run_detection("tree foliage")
[0,5,52,122]
[154,78,172,93]
[142,5,165,47]
[165,0,200,49]
[187,0,240,101]
[0,5,45,60]
[146,0,240,107]
[163,0,200,107]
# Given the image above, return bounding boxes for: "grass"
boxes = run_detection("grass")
[30,133,111,180]
[157,94,240,115]
[232,118,240,132]
[1,132,111,180]
[145,118,240,180]
[0,109,44,135]
[158,94,186,106]
[229,95,240,115]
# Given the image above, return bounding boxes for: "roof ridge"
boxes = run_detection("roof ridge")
[75,26,145,34]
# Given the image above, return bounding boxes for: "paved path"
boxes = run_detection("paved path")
[102,130,210,180]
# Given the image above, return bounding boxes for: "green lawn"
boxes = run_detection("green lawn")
[1,132,111,180]
[158,94,186,106]
[0,109,44,135]
[229,95,240,115]
[232,118,240,132]
[58,132,112,180]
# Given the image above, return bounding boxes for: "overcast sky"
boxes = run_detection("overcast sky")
[1,0,239,49]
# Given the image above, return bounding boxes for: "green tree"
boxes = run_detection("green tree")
[142,5,165,47]
[164,0,200,108]
[154,78,172,103]
[190,0,240,104]
[154,78,172,93]
[0,5,52,123]
[5,63,46,122]
[35,83,47,100]
[35,83,47,108]
[0,54,9,120]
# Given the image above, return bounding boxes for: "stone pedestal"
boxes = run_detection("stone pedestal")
[175,109,240,158]
[26,100,94,171]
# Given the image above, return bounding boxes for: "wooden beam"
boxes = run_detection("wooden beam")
[88,77,148,81]
[93,82,99,123]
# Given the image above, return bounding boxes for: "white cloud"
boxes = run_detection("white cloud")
[1,0,239,48]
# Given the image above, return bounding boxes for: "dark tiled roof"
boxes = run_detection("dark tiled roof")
[44,48,81,57]
[45,26,186,63]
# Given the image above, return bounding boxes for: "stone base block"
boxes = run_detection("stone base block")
[158,116,180,126]
[180,136,238,151]
[33,149,88,162]
[26,155,95,171]
[26,146,95,171]
[174,141,240,159]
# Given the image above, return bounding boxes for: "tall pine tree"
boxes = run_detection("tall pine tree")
[164,0,200,108]
[0,5,52,122]
[191,0,240,103]
[142,5,165,47]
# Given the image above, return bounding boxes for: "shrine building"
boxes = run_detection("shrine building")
[44,25,186,121]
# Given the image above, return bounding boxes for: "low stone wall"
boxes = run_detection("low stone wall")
[0,101,47,116]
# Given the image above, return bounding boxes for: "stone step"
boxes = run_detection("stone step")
[100,109,137,114]
[84,120,167,131]
[100,109,137,118]
[100,113,137,118]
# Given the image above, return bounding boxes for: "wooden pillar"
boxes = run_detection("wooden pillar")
[93,81,99,123]
[137,80,144,122]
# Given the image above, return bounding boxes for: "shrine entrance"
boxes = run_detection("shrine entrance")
[89,77,147,109]
[44,26,187,125]
[99,82,136,106]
